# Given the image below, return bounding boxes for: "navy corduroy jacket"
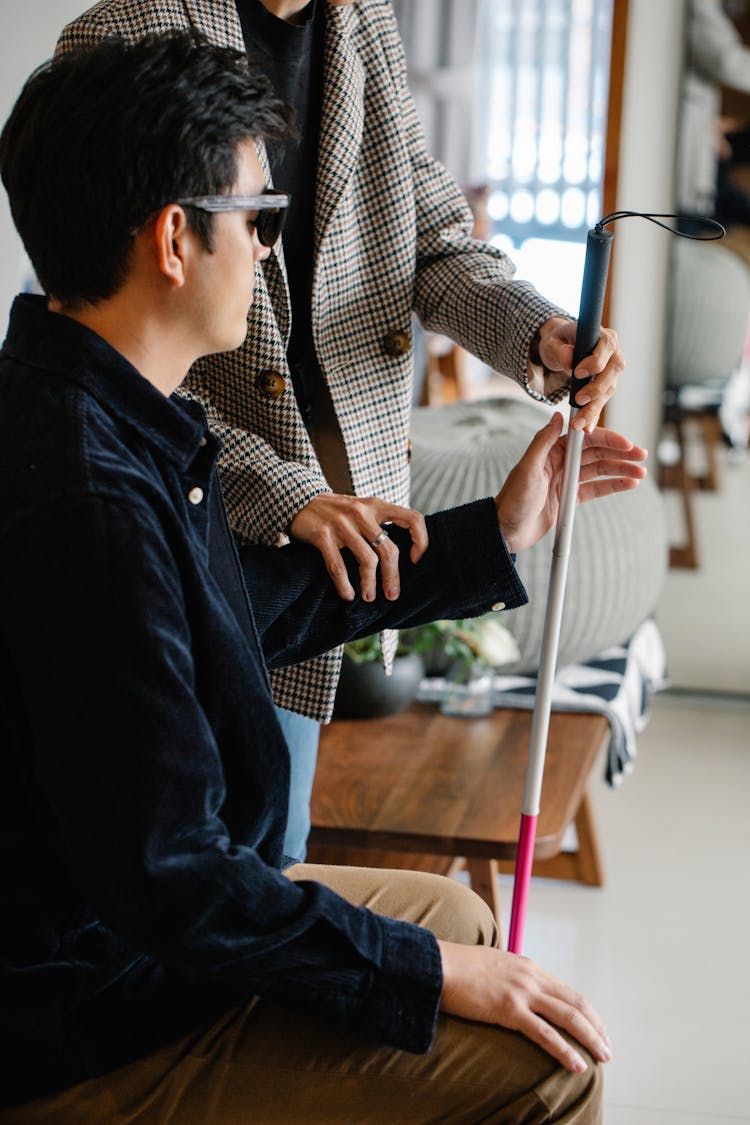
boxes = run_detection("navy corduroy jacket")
[0,295,527,1108]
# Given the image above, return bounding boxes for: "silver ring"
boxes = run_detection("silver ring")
[371,529,389,549]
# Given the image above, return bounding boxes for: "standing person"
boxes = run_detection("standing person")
[57,0,627,862]
[0,31,648,1124]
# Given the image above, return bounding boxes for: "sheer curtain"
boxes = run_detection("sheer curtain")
[391,0,484,184]
[393,0,614,248]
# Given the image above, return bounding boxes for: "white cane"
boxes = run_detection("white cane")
[506,210,724,955]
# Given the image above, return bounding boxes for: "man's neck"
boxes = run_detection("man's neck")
[257,0,312,23]
[48,294,191,398]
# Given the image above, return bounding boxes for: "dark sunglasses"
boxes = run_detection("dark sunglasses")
[176,189,290,247]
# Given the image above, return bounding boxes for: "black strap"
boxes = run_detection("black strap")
[595,210,725,241]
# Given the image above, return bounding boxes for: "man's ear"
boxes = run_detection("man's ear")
[153,205,191,287]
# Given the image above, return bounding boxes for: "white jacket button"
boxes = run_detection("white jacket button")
[188,487,204,505]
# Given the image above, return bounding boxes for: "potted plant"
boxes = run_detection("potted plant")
[334,633,425,719]
[333,616,519,720]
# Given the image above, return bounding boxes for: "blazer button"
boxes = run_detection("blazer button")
[257,369,286,399]
[382,330,411,357]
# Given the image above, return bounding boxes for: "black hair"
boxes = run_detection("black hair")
[0,31,293,307]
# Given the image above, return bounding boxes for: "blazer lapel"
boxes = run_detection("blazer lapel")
[183,0,244,49]
[315,3,365,254]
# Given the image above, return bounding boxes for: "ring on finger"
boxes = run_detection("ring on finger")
[371,529,389,549]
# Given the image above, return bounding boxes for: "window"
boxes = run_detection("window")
[478,0,615,310]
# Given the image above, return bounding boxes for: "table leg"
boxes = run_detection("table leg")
[465,858,503,945]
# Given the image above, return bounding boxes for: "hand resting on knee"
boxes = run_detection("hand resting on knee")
[438,941,612,1073]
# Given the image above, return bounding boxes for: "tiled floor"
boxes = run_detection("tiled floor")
[493,444,750,1122]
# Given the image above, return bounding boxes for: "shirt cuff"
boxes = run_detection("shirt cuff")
[352,914,443,1054]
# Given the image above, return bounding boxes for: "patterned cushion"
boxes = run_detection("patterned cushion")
[409,398,668,673]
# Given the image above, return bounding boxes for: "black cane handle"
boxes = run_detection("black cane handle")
[569,227,614,408]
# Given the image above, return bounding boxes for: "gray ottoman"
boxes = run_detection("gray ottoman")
[409,397,668,674]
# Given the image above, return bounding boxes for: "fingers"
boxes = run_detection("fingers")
[508,967,611,1075]
[579,457,647,481]
[519,1012,592,1074]
[570,326,626,432]
[358,500,429,600]
[580,427,647,459]
[288,493,428,602]
[576,430,648,502]
[532,984,612,1070]
[340,525,399,603]
[520,410,566,469]
[576,440,647,504]
[578,476,641,503]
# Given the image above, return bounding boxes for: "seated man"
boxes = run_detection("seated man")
[0,33,646,1124]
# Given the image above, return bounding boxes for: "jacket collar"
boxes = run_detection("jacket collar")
[1,295,211,471]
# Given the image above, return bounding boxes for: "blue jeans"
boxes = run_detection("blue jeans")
[274,706,320,863]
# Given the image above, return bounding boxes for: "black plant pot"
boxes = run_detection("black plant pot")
[334,652,425,719]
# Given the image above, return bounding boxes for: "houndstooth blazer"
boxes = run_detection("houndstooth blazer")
[57,0,566,722]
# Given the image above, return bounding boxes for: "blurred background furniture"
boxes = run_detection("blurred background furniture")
[661,237,750,566]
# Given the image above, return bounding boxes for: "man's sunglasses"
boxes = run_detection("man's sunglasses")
[176,189,290,247]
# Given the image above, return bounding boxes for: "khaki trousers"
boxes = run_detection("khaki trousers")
[2,866,601,1124]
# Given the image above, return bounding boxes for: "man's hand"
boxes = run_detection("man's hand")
[438,941,612,1073]
[495,412,648,554]
[288,494,429,603]
[534,315,625,432]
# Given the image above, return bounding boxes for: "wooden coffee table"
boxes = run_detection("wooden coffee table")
[308,702,608,940]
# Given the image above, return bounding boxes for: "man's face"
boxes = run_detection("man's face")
[188,140,271,356]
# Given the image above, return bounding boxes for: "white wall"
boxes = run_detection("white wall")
[0,0,86,329]
[607,0,686,453]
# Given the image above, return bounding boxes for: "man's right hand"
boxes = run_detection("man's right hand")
[437,941,612,1073]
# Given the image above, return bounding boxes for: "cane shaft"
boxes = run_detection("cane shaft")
[508,226,613,955]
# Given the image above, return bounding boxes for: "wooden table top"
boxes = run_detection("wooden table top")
[310,703,609,861]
